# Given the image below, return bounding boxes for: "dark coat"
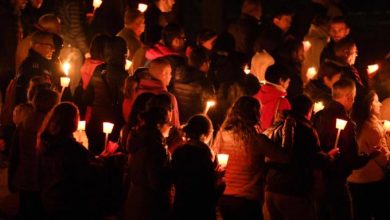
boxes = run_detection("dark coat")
[172,140,219,220]
[313,100,370,184]
[123,126,172,220]
[170,65,215,123]
[304,79,333,107]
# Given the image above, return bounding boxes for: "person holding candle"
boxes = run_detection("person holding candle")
[212,96,289,220]
[313,79,379,220]
[172,114,224,220]
[347,91,390,220]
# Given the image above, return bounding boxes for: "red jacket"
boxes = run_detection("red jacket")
[145,43,180,60]
[80,59,104,89]
[254,84,291,130]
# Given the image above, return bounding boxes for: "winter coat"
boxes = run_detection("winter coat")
[304,79,333,107]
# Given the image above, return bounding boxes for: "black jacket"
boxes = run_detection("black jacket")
[304,79,333,107]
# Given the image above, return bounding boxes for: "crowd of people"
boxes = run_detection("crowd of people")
[0,0,390,219]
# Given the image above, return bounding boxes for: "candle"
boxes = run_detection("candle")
[78,121,86,131]
[138,3,148,13]
[384,120,390,132]
[306,67,317,80]
[103,122,114,134]
[204,100,216,114]
[60,76,70,87]
[62,62,71,76]
[244,65,251,75]
[367,64,379,75]
[334,118,348,148]
[302,41,311,52]
[93,0,102,10]
[125,59,132,71]
[217,153,229,169]
[313,102,325,113]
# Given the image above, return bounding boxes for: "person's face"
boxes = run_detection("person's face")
[131,16,145,37]
[159,119,172,138]
[162,65,172,87]
[329,22,350,42]
[371,94,381,117]
[344,89,356,111]
[273,15,292,33]
[161,0,175,12]
[13,0,28,10]
[172,33,186,52]
[33,37,55,60]
[346,45,358,65]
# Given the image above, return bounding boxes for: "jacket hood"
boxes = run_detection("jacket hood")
[258,84,287,105]
[137,78,166,93]
[145,43,180,60]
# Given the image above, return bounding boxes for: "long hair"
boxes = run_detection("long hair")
[220,96,260,145]
[354,90,377,135]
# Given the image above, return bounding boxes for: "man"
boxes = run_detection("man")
[144,0,175,46]
[313,79,378,220]
[320,16,351,63]
[16,31,55,104]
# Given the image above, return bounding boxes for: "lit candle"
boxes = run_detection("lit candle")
[384,120,390,132]
[367,64,379,76]
[334,118,348,148]
[217,153,229,169]
[125,59,132,71]
[313,102,325,113]
[93,0,102,10]
[138,3,148,13]
[78,121,86,131]
[103,122,114,134]
[244,65,251,75]
[62,62,71,76]
[303,41,311,52]
[306,67,317,80]
[204,100,216,114]
[60,76,70,87]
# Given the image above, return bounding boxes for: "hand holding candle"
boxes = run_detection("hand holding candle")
[313,101,325,113]
[334,118,347,149]
[204,100,216,114]
[138,3,148,13]
[217,153,229,169]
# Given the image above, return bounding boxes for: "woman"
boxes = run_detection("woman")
[347,91,390,220]
[212,96,288,220]
[172,114,224,220]
[123,107,172,220]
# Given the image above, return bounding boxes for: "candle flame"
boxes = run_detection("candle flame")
[384,120,390,132]
[217,153,229,169]
[303,41,311,52]
[336,118,347,130]
[313,101,324,113]
[138,3,148,13]
[367,64,379,75]
[93,0,102,9]
[204,100,216,114]
[306,67,317,80]
[103,122,114,134]
[125,59,132,71]
[62,62,71,76]
[244,65,251,75]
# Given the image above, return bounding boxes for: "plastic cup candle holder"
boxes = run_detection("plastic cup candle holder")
[138,3,148,12]
[103,122,114,146]
[78,121,86,131]
[125,59,132,71]
[367,64,379,75]
[93,0,102,10]
[217,154,229,169]
[204,100,216,114]
[334,118,347,149]
[384,120,390,132]
[306,67,317,80]
[313,102,325,113]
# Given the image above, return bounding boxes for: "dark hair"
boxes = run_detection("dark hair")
[318,61,342,81]
[221,96,260,145]
[104,36,127,66]
[330,16,350,27]
[334,37,356,58]
[147,93,173,112]
[265,64,290,84]
[90,34,110,60]
[183,114,213,140]
[272,6,294,19]
[332,78,355,99]
[128,92,155,128]
[291,94,313,117]
[124,8,143,25]
[274,38,303,62]
[162,23,184,47]
[189,47,209,69]
[31,31,53,45]
[353,90,377,135]
[44,102,79,136]
[140,107,169,128]
[32,89,59,113]
[196,28,217,46]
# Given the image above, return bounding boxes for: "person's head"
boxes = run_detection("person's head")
[334,37,357,65]
[104,36,128,67]
[332,78,356,111]
[90,34,110,61]
[354,91,381,134]
[272,7,294,33]
[189,47,210,73]
[265,64,291,90]
[148,57,172,87]
[275,39,305,64]
[241,0,262,20]
[196,29,217,51]
[329,16,350,43]
[162,23,186,52]
[128,92,155,128]
[147,93,174,122]
[43,102,79,136]
[13,103,33,126]
[213,32,235,52]
[155,0,175,13]
[11,0,28,10]
[183,114,213,144]
[140,107,171,137]
[291,94,314,119]
[124,8,145,37]
[31,31,55,60]
[27,75,52,102]
[32,88,60,114]
[318,61,342,89]
[221,96,261,142]
[31,0,43,8]
[36,14,61,35]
